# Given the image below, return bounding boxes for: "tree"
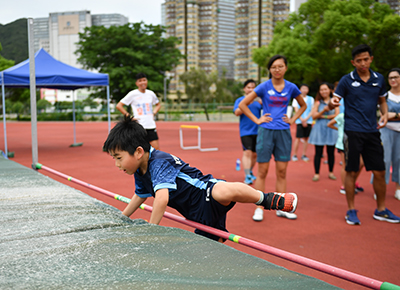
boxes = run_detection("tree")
[0,43,14,71]
[253,0,400,84]
[76,23,183,102]
[180,68,213,103]
[180,68,236,104]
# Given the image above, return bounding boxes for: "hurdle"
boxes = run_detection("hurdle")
[179,125,218,152]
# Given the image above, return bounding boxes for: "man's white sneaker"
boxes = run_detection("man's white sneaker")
[276,210,297,220]
[252,208,264,221]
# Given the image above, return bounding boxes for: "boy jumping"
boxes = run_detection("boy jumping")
[103,117,298,242]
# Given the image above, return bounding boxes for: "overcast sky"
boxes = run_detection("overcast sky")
[0,0,164,26]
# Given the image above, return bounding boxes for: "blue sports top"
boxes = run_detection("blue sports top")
[254,79,301,130]
[134,148,219,220]
[233,96,262,136]
[292,95,314,125]
[334,68,387,132]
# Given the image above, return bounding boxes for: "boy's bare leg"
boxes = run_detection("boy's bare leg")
[211,182,297,213]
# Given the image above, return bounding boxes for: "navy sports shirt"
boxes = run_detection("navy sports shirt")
[134,148,219,220]
[334,69,387,133]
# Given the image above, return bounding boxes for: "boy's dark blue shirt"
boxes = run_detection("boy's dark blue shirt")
[134,148,219,220]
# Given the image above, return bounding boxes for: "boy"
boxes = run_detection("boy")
[233,79,262,185]
[291,84,314,162]
[103,117,298,242]
[116,73,161,150]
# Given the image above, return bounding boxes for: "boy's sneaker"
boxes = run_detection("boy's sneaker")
[292,155,298,161]
[301,155,310,162]
[277,192,298,213]
[373,208,400,223]
[339,186,346,194]
[244,175,253,185]
[252,208,264,221]
[345,209,361,225]
[250,172,257,181]
[355,182,364,192]
[276,210,297,220]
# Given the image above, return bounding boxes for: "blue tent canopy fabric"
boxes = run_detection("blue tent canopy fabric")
[0,48,109,89]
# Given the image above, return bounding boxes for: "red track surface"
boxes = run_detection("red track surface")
[3,121,400,289]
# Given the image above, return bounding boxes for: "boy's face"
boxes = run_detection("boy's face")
[351,52,373,74]
[136,77,148,92]
[300,86,309,96]
[243,82,256,95]
[110,149,141,175]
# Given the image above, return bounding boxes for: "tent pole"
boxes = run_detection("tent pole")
[28,18,38,168]
[1,72,8,158]
[70,90,83,147]
[107,85,111,132]
[72,90,76,144]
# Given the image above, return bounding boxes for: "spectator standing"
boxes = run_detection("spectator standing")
[239,55,306,221]
[116,73,161,150]
[292,84,314,162]
[329,44,400,224]
[308,83,339,182]
[381,68,400,200]
[233,79,262,185]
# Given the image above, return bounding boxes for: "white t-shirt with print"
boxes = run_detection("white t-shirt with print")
[120,89,159,129]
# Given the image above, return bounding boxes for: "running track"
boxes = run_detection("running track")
[3,121,400,289]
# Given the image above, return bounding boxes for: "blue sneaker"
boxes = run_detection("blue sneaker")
[250,171,257,181]
[373,208,400,223]
[244,175,253,185]
[345,209,361,225]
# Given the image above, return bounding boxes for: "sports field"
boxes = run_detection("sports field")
[2,121,400,289]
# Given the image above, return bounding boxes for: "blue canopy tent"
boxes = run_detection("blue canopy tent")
[0,48,111,161]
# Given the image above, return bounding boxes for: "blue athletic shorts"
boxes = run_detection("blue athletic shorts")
[256,127,292,163]
[194,181,236,241]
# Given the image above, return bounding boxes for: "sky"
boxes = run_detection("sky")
[0,0,164,26]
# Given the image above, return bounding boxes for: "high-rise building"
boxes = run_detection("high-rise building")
[32,10,127,103]
[33,10,128,68]
[163,0,236,92]
[235,0,306,83]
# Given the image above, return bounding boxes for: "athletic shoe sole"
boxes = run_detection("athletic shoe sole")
[281,192,298,213]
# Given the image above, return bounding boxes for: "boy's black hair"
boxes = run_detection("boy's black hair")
[351,44,372,59]
[388,68,400,76]
[135,72,147,80]
[243,79,256,88]
[103,116,150,154]
[267,55,287,71]
[299,83,309,89]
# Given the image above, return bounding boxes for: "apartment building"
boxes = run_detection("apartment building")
[33,11,128,68]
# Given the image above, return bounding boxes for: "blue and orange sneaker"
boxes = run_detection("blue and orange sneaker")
[373,208,400,223]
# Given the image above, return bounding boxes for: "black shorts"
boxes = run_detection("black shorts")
[344,131,385,172]
[241,135,257,152]
[194,181,236,242]
[146,129,159,142]
[296,124,312,138]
